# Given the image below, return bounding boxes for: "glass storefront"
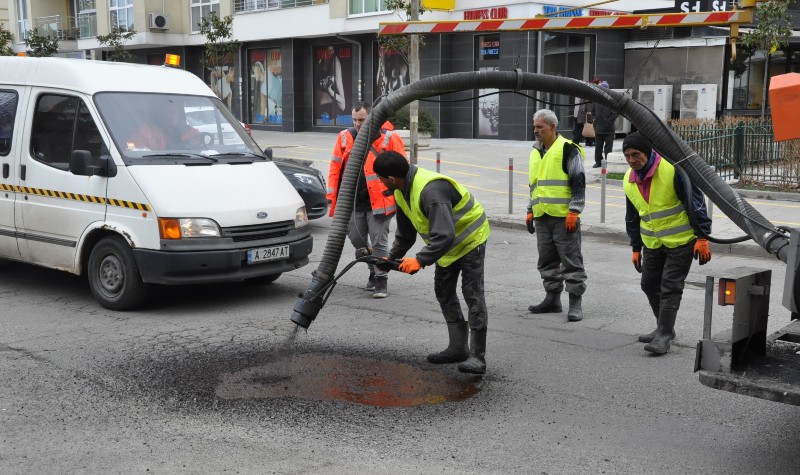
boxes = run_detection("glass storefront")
[475,34,500,138]
[249,48,283,125]
[727,46,800,111]
[542,33,593,131]
[313,44,354,127]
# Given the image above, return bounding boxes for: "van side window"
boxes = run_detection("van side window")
[0,90,18,157]
[31,94,107,171]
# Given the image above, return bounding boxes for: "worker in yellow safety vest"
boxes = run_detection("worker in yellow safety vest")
[622,132,712,355]
[374,150,490,375]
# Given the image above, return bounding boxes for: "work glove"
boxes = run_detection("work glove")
[399,257,422,275]
[526,212,535,234]
[694,238,712,265]
[632,250,642,274]
[564,211,579,233]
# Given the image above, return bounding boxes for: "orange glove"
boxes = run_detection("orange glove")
[526,212,535,234]
[694,238,711,265]
[564,212,579,233]
[399,257,422,275]
[632,250,642,273]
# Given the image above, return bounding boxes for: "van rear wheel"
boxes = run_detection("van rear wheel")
[88,236,149,310]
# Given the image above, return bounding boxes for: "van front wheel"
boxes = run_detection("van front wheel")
[88,236,149,310]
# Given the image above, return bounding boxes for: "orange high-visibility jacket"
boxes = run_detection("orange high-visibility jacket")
[327,121,406,217]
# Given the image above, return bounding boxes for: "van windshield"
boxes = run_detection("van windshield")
[94,93,263,161]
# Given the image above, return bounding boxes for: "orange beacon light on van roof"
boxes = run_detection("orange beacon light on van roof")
[164,54,181,68]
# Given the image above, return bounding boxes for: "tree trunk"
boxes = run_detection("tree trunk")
[409,0,420,164]
[761,53,770,118]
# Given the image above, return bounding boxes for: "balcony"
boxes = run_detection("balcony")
[32,13,97,40]
[234,0,328,14]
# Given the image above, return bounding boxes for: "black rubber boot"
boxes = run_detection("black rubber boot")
[427,321,469,364]
[567,293,583,322]
[528,291,562,313]
[458,329,487,374]
[644,308,677,355]
[638,294,661,343]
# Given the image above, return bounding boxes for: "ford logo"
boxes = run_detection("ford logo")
[256,212,268,219]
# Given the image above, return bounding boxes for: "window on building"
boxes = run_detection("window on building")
[349,0,388,15]
[192,0,221,32]
[726,46,798,110]
[109,0,134,31]
[16,0,29,41]
[77,0,97,38]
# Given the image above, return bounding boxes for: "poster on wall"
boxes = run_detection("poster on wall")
[314,44,353,127]
[374,44,410,101]
[250,49,283,125]
[477,66,500,136]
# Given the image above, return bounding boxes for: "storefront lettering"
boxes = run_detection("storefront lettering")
[542,5,582,17]
[270,50,281,61]
[588,9,625,16]
[464,7,508,20]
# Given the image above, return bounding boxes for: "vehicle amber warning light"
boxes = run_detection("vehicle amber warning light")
[718,279,736,306]
[158,218,182,239]
[165,54,181,67]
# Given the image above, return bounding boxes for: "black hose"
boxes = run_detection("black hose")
[291,70,790,328]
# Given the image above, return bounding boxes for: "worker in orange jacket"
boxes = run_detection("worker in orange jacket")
[327,101,407,298]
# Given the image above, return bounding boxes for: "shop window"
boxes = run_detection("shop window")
[0,91,18,156]
[475,35,500,138]
[726,46,797,110]
[542,33,593,130]
[250,49,283,125]
[314,44,353,126]
[191,0,221,32]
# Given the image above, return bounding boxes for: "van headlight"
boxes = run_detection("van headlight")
[295,207,309,228]
[158,218,221,239]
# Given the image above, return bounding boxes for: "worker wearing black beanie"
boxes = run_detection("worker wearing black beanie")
[622,132,653,158]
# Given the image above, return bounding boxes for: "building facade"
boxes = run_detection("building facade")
[3,0,798,140]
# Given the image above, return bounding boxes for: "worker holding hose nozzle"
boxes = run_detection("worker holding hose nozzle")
[622,132,712,355]
[374,150,491,374]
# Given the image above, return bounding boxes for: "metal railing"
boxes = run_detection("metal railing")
[32,14,96,40]
[671,119,798,190]
[234,0,327,14]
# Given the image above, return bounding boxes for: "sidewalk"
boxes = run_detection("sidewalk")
[252,130,800,259]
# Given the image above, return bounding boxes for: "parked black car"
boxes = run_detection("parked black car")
[271,157,328,220]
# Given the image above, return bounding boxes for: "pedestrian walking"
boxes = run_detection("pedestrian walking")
[571,98,594,147]
[526,109,587,322]
[327,101,407,298]
[591,81,618,168]
[374,150,491,374]
[622,132,712,355]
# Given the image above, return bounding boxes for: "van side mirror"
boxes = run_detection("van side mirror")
[264,147,273,160]
[70,150,117,177]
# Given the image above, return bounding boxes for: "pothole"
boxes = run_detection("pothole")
[216,353,481,407]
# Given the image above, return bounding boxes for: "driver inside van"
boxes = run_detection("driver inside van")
[128,100,200,151]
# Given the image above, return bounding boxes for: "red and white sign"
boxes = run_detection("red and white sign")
[464,7,509,21]
[380,11,746,35]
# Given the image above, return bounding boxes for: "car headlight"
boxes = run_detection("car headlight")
[158,218,221,239]
[295,207,309,228]
[293,172,319,186]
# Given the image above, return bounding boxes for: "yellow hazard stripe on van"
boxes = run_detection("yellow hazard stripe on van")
[0,184,151,211]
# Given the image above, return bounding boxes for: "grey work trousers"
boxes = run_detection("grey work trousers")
[348,210,393,277]
[434,243,488,331]
[641,240,695,311]
[534,214,587,296]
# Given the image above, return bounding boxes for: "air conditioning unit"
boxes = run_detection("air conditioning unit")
[680,84,717,120]
[638,85,673,121]
[611,89,632,135]
[149,13,170,30]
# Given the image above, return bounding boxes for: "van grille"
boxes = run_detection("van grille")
[222,221,294,242]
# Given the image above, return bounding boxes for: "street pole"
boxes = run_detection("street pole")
[409,0,420,164]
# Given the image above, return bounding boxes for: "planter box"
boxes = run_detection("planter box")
[394,129,431,149]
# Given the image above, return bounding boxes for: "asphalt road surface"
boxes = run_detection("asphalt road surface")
[2,221,799,474]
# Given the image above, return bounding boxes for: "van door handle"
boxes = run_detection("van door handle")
[20,164,25,181]
[2,163,7,179]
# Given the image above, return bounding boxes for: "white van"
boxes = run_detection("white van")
[0,57,312,310]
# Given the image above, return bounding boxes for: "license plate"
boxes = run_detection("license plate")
[247,245,290,264]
